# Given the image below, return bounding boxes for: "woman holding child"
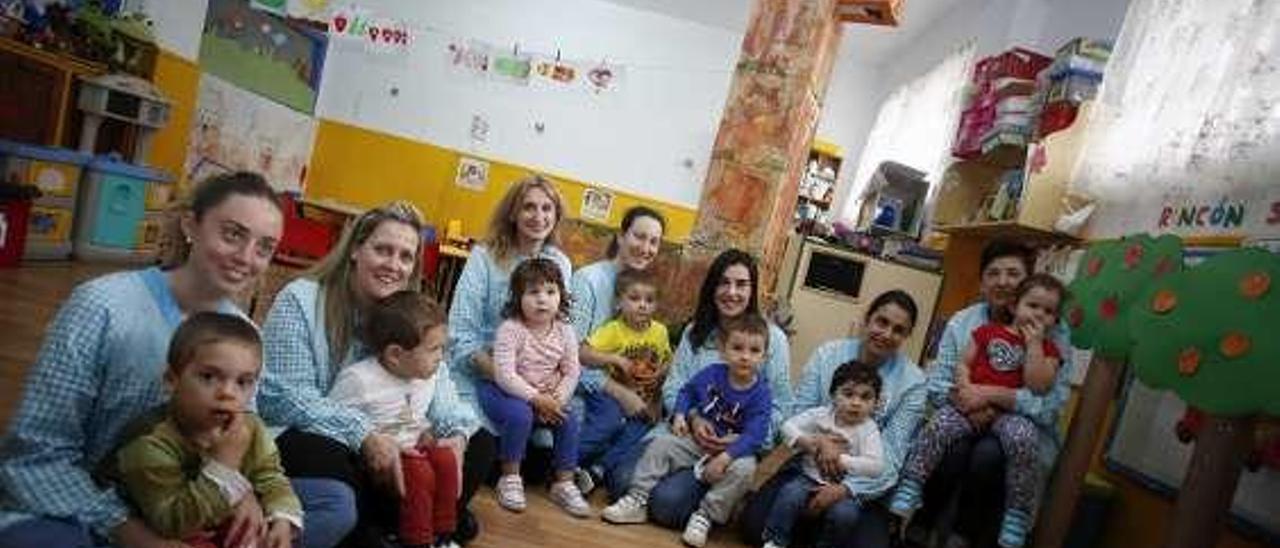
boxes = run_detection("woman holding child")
[569,205,668,496]
[601,249,793,545]
[739,289,928,548]
[0,172,352,548]
[257,200,489,546]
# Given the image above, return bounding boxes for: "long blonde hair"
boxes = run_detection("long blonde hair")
[485,175,564,265]
[308,200,425,365]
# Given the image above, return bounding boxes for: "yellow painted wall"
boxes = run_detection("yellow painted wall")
[306,119,697,242]
[146,50,200,186]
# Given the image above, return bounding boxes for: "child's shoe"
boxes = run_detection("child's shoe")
[550,479,592,518]
[997,509,1031,548]
[601,492,648,524]
[681,510,713,547]
[496,474,526,512]
[762,541,786,548]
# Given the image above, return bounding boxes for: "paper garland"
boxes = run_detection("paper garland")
[329,6,412,53]
[447,39,625,94]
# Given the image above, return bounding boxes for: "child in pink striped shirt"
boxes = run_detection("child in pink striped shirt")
[476,258,589,517]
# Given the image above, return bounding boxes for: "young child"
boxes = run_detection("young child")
[577,268,672,488]
[476,257,589,517]
[891,273,1066,548]
[110,312,301,548]
[328,290,477,548]
[762,360,885,548]
[602,314,773,548]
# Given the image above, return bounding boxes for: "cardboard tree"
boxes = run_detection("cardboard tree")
[1064,234,1185,358]
[1129,247,1280,415]
[1125,247,1280,548]
[1035,234,1185,548]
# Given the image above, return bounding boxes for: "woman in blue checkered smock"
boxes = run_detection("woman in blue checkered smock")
[443,175,574,529]
[569,205,668,497]
[0,173,354,548]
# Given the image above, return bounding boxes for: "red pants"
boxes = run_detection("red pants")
[400,445,460,545]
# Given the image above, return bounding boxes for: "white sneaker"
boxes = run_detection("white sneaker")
[681,510,712,547]
[601,492,648,524]
[763,541,786,548]
[496,474,526,512]
[550,480,592,518]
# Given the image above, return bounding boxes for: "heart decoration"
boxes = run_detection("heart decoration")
[368,26,380,42]
[333,15,348,33]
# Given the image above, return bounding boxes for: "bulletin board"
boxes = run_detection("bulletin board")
[1104,243,1280,543]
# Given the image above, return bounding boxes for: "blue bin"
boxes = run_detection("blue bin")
[76,157,172,260]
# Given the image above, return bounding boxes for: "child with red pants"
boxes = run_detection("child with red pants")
[330,291,478,548]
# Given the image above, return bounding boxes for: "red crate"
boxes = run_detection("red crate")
[953,106,994,159]
[276,194,336,261]
[1038,101,1079,139]
[974,47,1052,88]
[0,199,32,268]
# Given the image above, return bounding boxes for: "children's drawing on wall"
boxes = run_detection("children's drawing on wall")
[584,60,622,94]
[201,0,327,113]
[446,40,492,78]
[532,54,580,89]
[250,0,329,21]
[185,74,315,193]
[469,114,489,145]
[454,157,489,191]
[581,188,613,221]
[491,47,532,85]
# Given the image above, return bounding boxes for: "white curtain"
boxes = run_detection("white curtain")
[1072,0,1280,239]
[840,42,976,222]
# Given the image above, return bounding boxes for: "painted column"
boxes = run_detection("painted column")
[673,0,843,307]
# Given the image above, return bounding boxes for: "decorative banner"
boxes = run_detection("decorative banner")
[583,60,622,94]
[491,49,532,85]
[446,40,493,77]
[329,5,412,52]
[532,54,580,87]
[581,187,614,221]
[455,157,489,191]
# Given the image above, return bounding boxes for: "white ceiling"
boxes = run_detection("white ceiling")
[596,0,965,60]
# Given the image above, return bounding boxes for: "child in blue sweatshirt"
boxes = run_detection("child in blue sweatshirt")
[602,315,772,547]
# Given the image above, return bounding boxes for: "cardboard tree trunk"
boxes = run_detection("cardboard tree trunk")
[1035,234,1184,548]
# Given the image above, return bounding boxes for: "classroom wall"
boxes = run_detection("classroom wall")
[313,0,742,208]
[816,36,886,220]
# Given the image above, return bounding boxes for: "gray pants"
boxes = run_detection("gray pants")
[629,433,757,523]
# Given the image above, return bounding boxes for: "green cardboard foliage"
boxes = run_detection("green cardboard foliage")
[1065,234,1184,359]
[1129,248,1280,417]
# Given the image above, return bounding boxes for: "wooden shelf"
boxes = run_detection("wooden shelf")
[935,221,1080,245]
[976,142,1028,169]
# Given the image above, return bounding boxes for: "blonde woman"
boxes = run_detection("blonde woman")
[446,175,573,507]
[257,201,485,545]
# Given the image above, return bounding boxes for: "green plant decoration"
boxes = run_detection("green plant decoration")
[1129,248,1280,416]
[1064,234,1184,359]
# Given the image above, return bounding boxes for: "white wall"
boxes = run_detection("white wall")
[138,0,209,61]
[817,35,886,221]
[315,0,743,207]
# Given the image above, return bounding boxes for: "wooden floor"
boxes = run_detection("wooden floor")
[0,262,751,548]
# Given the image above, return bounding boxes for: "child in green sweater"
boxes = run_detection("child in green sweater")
[111,312,301,548]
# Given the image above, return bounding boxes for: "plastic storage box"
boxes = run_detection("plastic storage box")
[0,140,93,259]
[75,157,173,262]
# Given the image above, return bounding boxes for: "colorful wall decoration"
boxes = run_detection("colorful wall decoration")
[200,0,326,113]
[184,73,316,192]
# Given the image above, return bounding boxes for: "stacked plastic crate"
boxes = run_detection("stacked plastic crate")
[1036,38,1112,140]
[953,48,1053,160]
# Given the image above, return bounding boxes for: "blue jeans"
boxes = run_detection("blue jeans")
[763,474,821,545]
[292,477,358,547]
[740,457,892,548]
[0,479,354,548]
[578,391,652,474]
[477,381,581,472]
